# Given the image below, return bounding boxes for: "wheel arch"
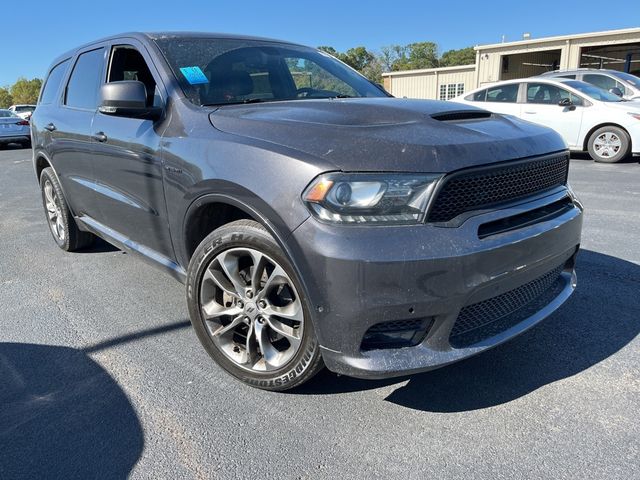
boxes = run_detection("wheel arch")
[181,193,316,329]
[34,152,53,182]
[181,193,306,268]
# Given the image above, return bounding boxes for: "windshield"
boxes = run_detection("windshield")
[15,106,35,112]
[0,110,18,118]
[562,80,623,102]
[613,71,640,88]
[153,37,387,106]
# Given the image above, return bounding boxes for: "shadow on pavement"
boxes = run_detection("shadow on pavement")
[0,343,143,478]
[0,321,191,478]
[297,250,640,412]
[77,237,121,254]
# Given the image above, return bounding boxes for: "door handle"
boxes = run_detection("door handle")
[44,123,56,132]
[92,132,108,143]
[523,111,537,114]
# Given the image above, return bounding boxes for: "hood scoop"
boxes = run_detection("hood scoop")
[431,110,493,122]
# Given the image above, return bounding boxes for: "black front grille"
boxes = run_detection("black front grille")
[449,263,566,347]
[427,154,569,223]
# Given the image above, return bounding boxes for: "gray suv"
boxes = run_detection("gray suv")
[31,32,583,390]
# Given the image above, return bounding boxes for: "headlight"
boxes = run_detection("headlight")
[302,172,442,225]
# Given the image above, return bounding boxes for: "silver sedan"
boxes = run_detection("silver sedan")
[0,109,31,148]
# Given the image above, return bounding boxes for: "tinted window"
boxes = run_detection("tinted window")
[65,48,105,109]
[486,84,519,103]
[153,37,385,106]
[557,74,576,79]
[562,80,623,102]
[526,83,583,106]
[613,71,639,87]
[583,74,622,93]
[40,60,70,105]
[108,46,162,107]
[465,89,486,101]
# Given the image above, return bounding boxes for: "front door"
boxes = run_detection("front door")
[90,42,174,259]
[522,82,584,148]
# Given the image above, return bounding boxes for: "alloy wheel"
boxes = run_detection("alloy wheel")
[44,179,65,241]
[593,132,622,159]
[199,247,304,372]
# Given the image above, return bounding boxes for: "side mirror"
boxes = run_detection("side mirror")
[609,87,624,97]
[558,97,573,107]
[98,81,162,120]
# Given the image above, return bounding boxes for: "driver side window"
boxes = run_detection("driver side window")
[527,83,583,106]
[108,46,163,108]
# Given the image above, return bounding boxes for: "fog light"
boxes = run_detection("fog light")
[361,318,433,351]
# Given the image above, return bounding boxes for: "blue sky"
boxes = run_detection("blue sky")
[3,0,640,86]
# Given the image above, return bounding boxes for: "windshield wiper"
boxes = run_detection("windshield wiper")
[202,98,265,107]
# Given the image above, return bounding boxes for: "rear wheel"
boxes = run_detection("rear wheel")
[40,167,94,251]
[186,220,324,391]
[587,126,630,163]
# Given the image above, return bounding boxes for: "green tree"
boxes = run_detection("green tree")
[390,42,439,71]
[0,87,13,109]
[9,77,42,105]
[440,47,476,67]
[341,47,375,71]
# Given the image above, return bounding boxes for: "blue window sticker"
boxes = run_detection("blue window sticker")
[179,66,209,85]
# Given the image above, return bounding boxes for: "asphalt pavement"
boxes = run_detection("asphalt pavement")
[0,145,638,479]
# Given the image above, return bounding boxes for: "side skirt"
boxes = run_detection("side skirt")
[76,215,187,284]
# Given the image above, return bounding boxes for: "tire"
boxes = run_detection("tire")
[186,219,324,391]
[40,167,94,251]
[587,126,630,163]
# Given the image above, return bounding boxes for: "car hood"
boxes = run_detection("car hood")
[209,98,566,172]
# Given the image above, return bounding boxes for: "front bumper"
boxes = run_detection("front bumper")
[289,188,583,379]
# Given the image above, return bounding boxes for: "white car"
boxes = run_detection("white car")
[452,78,640,163]
[8,104,36,120]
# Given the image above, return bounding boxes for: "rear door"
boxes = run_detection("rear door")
[483,83,522,116]
[89,40,174,259]
[46,46,107,219]
[522,82,584,147]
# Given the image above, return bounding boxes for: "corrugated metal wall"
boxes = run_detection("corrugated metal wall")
[385,30,640,95]
[388,67,475,99]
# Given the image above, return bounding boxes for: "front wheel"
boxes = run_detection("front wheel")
[587,126,630,163]
[186,220,324,391]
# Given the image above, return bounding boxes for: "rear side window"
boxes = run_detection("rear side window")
[65,48,105,110]
[465,89,487,101]
[39,60,70,105]
[557,74,576,79]
[486,84,519,103]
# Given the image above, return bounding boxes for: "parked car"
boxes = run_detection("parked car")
[0,109,31,148]
[453,78,640,163]
[8,104,37,120]
[539,69,640,100]
[31,32,583,390]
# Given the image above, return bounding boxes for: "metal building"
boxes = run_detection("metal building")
[383,27,640,99]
